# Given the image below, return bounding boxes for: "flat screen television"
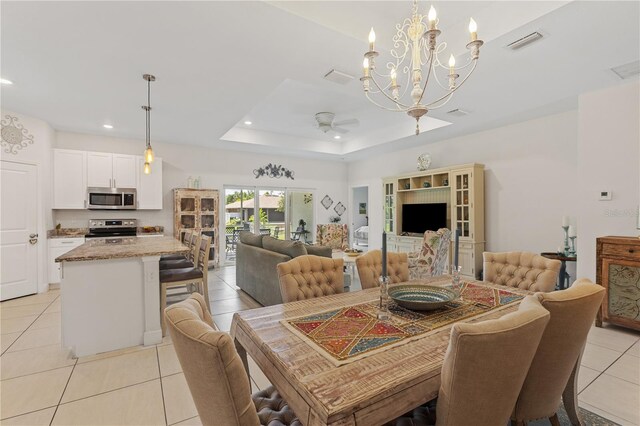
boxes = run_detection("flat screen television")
[402,203,447,234]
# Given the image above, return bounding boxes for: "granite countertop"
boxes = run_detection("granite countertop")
[56,236,189,262]
[47,228,88,239]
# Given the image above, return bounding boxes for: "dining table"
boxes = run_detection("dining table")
[230,276,584,426]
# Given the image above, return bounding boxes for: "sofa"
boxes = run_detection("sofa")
[235,231,332,306]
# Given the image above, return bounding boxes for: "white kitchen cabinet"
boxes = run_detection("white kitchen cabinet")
[136,156,163,210]
[49,237,85,284]
[53,149,87,209]
[87,152,137,188]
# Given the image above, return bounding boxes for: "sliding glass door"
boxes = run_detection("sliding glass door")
[288,191,313,243]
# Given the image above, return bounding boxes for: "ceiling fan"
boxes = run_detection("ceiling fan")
[314,112,359,135]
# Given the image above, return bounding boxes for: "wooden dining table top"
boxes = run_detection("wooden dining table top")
[230,277,532,426]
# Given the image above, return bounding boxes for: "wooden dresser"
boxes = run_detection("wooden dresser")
[596,236,640,330]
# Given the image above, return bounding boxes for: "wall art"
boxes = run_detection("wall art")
[334,201,346,216]
[253,163,294,180]
[1,115,34,155]
[304,194,313,204]
[321,195,333,210]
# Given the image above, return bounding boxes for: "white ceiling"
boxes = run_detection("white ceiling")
[1,1,638,160]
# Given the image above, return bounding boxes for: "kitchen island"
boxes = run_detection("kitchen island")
[56,236,189,357]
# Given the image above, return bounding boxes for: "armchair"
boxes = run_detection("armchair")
[316,223,349,250]
[408,228,452,280]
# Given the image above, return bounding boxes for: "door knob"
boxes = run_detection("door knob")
[29,233,38,245]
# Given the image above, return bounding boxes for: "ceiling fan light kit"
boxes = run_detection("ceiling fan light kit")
[361,0,483,135]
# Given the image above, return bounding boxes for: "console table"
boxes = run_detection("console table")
[541,252,577,290]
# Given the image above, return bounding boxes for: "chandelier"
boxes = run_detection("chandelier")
[361,0,483,135]
[142,74,155,174]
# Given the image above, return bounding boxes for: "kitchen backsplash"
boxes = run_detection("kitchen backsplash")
[53,209,173,233]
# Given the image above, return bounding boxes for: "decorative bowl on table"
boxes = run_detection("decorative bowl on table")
[344,249,363,257]
[388,285,458,311]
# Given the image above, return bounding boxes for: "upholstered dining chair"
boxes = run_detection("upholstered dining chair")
[511,279,605,426]
[164,294,301,426]
[483,251,561,292]
[356,249,409,290]
[408,228,452,280]
[160,235,211,336]
[393,296,550,426]
[277,255,344,303]
[160,230,200,270]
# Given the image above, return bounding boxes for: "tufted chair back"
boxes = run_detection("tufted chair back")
[436,296,550,426]
[164,293,260,426]
[408,228,452,280]
[277,255,344,303]
[483,251,561,292]
[512,279,605,424]
[356,249,409,290]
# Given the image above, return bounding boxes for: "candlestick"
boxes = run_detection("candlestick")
[381,231,387,278]
[569,236,577,256]
[562,225,570,256]
[368,27,376,52]
[454,228,460,268]
[428,6,437,30]
[562,216,570,227]
[568,225,576,238]
[468,18,478,41]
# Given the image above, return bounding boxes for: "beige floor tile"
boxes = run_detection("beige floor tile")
[0,332,21,353]
[158,334,173,347]
[587,325,640,353]
[76,343,150,364]
[210,298,252,315]
[628,341,640,358]
[578,401,633,426]
[0,316,37,334]
[207,280,233,291]
[158,344,182,377]
[212,312,234,332]
[209,287,241,301]
[248,356,271,391]
[173,416,202,426]
[7,326,60,352]
[162,373,198,425]
[605,353,640,385]
[579,373,640,425]
[0,366,72,419]
[0,292,58,308]
[1,344,75,380]
[52,379,165,425]
[62,347,159,403]
[29,312,61,331]
[0,407,57,425]
[581,343,622,372]
[43,300,61,314]
[577,366,600,393]
[0,304,50,320]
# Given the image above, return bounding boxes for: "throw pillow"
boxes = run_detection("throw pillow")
[239,231,263,248]
[262,236,307,258]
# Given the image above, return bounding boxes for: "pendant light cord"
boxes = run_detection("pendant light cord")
[146,79,151,149]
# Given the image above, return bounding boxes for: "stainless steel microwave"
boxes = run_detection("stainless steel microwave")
[87,187,137,210]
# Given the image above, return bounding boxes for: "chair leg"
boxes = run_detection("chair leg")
[549,413,561,426]
[201,278,211,310]
[160,282,167,337]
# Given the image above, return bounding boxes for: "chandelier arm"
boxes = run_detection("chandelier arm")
[424,60,478,108]
[417,48,435,105]
[370,75,413,109]
[365,92,409,112]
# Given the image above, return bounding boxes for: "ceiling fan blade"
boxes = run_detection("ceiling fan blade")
[332,127,349,134]
[333,118,359,127]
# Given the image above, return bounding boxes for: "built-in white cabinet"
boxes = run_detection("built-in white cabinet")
[136,156,163,210]
[87,152,137,188]
[53,149,163,210]
[53,149,87,209]
[48,237,85,284]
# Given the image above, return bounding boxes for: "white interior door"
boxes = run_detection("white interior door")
[1,161,38,300]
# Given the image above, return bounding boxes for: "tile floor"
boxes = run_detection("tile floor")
[1,266,638,425]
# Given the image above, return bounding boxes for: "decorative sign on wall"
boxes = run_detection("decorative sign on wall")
[253,163,295,180]
[334,201,346,216]
[321,195,333,210]
[1,115,34,155]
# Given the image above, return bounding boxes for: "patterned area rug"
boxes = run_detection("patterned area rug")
[529,405,620,426]
[283,282,525,365]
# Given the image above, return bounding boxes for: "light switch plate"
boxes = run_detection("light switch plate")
[599,190,612,201]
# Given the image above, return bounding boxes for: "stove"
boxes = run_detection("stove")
[85,219,138,239]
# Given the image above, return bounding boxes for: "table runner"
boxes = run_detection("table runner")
[282,282,525,366]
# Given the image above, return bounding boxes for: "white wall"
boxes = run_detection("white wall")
[1,110,54,293]
[576,81,640,280]
[349,110,580,261]
[53,131,349,251]
[352,186,368,230]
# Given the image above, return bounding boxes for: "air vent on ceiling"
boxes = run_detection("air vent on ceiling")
[447,108,469,117]
[611,60,640,80]
[324,69,354,85]
[506,31,544,50]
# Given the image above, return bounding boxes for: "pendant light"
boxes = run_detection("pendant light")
[142,74,155,174]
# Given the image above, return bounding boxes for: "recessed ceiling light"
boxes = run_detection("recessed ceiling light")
[334,135,341,139]
[0,78,13,85]
[244,121,252,125]
[103,124,113,129]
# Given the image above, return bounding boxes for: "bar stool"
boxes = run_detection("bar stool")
[161,230,193,262]
[159,235,211,336]
[160,231,200,270]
